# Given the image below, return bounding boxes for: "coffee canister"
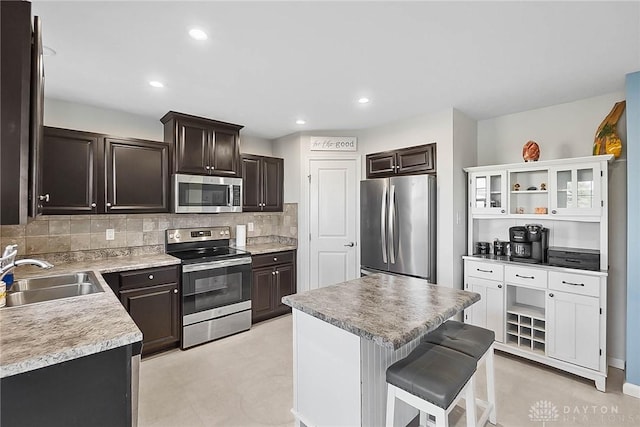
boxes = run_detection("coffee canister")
[475,242,490,255]
[493,240,506,256]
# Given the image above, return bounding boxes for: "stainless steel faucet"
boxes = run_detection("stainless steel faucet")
[0,245,53,282]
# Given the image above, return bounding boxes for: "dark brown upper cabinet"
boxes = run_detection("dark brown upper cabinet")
[366,143,436,178]
[40,127,101,215]
[161,111,243,177]
[241,154,283,212]
[1,1,42,225]
[39,127,170,215]
[105,137,170,214]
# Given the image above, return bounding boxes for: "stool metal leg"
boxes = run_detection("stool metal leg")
[486,343,497,424]
[386,384,396,427]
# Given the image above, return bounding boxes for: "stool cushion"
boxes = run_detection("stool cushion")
[386,342,476,409]
[422,320,495,360]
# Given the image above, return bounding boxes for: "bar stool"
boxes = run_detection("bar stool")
[385,342,478,427]
[422,321,497,425]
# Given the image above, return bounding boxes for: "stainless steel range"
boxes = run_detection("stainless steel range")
[166,226,252,349]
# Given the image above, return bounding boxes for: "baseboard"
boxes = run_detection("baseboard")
[623,382,640,399]
[608,356,625,370]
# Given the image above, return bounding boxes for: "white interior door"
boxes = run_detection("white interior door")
[309,158,358,289]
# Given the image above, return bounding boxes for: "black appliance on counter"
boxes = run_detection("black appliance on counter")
[548,247,600,271]
[509,224,549,263]
[166,226,252,349]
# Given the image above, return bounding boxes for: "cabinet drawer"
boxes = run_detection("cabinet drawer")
[119,266,179,290]
[505,265,547,289]
[465,260,503,281]
[549,271,600,297]
[252,251,295,268]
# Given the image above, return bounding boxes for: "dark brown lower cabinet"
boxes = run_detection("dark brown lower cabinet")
[251,250,296,323]
[104,265,180,356]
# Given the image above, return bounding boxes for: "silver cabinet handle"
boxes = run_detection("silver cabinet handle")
[272,271,276,276]
[205,166,211,170]
[148,274,154,280]
[551,209,557,214]
[106,202,112,208]
[516,274,535,279]
[344,242,355,247]
[91,202,96,208]
[39,194,50,202]
[477,268,493,273]
[173,289,178,294]
[562,280,585,286]
[549,293,554,297]
[276,271,279,275]
[273,257,278,261]
[498,284,503,288]
[500,209,505,213]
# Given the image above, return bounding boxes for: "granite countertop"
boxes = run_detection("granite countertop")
[236,242,297,255]
[282,273,480,350]
[0,254,181,378]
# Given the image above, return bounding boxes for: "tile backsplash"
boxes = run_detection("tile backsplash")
[1,203,297,263]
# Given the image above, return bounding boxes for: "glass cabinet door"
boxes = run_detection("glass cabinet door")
[471,171,506,214]
[550,164,601,216]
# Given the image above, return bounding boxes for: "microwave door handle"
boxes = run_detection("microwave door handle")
[228,186,233,207]
[381,187,387,263]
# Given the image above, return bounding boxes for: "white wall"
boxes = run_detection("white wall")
[239,135,273,157]
[44,98,163,141]
[477,91,627,366]
[273,133,302,203]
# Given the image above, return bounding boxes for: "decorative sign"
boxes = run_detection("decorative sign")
[310,136,357,152]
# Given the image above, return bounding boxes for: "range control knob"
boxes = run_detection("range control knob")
[174,232,181,240]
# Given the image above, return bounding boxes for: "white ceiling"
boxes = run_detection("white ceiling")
[32,1,640,140]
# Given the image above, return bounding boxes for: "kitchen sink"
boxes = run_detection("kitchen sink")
[5,271,104,307]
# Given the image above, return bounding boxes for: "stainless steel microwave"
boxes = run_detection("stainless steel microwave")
[173,174,242,213]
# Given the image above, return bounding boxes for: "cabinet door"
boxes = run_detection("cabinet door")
[211,128,240,176]
[275,263,295,313]
[366,152,396,178]
[105,138,170,214]
[396,144,435,175]
[547,290,600,370]
[465,276,505,342]
[470,171,507,215]
[262,156,283,212]
[175,119,210,174]
[241,155,262,211]
[549,163,602,217]
[251,267,275,323]
[119,282,180,356]
[40,127,100,214]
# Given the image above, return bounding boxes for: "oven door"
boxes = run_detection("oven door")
[182,257,251,323]
[174,174,242,213]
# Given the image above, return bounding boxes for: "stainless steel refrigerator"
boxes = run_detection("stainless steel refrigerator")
[360,175,436,282]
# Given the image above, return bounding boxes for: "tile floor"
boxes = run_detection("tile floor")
[139,315,640,427]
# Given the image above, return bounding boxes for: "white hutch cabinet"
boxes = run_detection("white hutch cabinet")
[463,155,613,391]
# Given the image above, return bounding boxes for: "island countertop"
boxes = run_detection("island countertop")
[282,273,480,350]
[0,253,180,378]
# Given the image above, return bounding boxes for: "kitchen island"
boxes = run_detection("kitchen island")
[282,273,480,427]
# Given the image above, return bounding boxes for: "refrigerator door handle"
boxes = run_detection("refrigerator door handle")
[381,187,388,263]
[389,184,396,264]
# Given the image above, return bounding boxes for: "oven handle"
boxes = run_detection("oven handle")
[183,257,252,272]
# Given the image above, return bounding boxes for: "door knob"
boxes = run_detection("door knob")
[344,242,355,247]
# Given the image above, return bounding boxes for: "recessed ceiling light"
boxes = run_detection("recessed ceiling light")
[358,97,370,104]
[149,81,164,88]
[43,46,56,56]
[296,119,306,125]
[189,28,208,41]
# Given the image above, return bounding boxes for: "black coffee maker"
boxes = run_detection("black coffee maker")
[509,224,549,263]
